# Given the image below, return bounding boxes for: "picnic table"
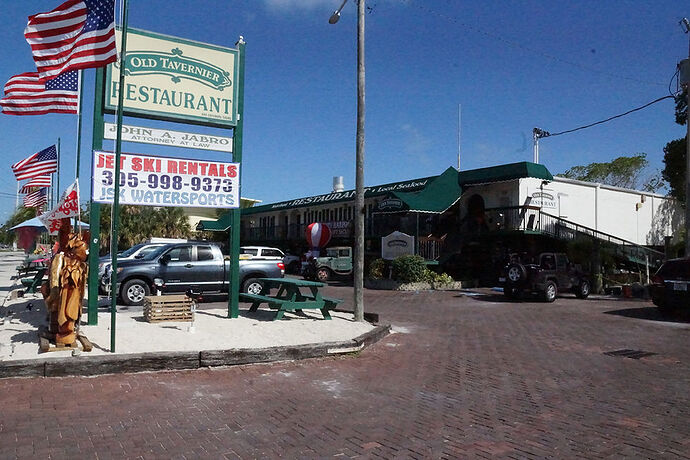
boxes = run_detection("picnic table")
[239,277,342,321]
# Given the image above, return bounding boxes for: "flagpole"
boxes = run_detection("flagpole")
[15,182,19,210]
[109,0,130,353]
[56,138,60,202]
[75,70,84,230]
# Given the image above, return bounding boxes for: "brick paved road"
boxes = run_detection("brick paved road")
[2,287,690,459]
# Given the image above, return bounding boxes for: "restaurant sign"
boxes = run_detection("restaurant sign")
[106,28,239,127]
[104,123,232,152]
[91,150,239,209]
[381,231,415,260]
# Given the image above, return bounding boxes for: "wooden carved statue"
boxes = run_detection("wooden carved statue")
[40,219,89,346]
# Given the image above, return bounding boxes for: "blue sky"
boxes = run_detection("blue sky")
[0,0,688,224]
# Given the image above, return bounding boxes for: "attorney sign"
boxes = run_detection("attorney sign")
[105,28,239,127]
[104,123,232,152]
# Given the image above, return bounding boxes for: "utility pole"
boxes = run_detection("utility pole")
[681,18,690,257]
[457,103,462,170]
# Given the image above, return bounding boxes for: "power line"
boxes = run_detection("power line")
[536,95,674,138]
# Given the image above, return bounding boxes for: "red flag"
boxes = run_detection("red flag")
[24,0,116,82]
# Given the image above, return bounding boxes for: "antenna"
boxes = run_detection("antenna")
[457,103,462,170]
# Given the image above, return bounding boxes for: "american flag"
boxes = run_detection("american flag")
[24,188,48,208]
[0,71,78,115]
[20,175,52,194]
[24,0,116,82]
[12,145,59,181]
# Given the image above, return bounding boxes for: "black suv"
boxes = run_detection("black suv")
[650,257,690,312]
[499,252,591,302]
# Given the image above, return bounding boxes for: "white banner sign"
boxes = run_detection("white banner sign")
[104,123,232,153]
[40,180,80,235]
[91,151,239,209]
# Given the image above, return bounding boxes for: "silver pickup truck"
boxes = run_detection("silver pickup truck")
[102,242,285,305]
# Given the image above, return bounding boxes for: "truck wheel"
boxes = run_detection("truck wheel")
[576,280,591,299]
[122,279,150,306]
[542,281,557,303]
[506,263,526,284]
[243,278,264,295]
[316,267,331,282]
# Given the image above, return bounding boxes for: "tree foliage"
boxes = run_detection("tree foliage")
[83,204,192,254]
[0,207,38,244]
[559,153,661,191]
[662,137,687,204]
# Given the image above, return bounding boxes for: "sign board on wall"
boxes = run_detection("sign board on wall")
[104,123,233,152]
[105,28,239,127]
[381,231,415,260]
[531,189,556,210]
[91,150,239,208]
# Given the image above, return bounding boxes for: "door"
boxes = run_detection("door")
[334,248,353,273]
[555,254,572,289]
[159,245,195,292]
[191,245,224,292]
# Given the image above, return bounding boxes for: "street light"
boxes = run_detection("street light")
[329,0,365,322]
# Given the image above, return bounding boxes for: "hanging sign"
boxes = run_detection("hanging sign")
[39,180,80,235]
[104,123,232,152]
[91,150,239,208]
[105,28,239,127]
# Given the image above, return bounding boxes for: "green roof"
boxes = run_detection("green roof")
[383,167,462,214]
[458,161,552,187]
[196,212,232,231]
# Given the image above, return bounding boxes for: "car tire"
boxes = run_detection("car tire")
[506,263,526,284]
[242,278,264,295]
[316,267,331,282]
[121,279,150,306]
[575,280,591,299]
[542,280,557,303]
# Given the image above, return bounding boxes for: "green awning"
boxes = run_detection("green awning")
[377,167,462,214]
[196,212,232,232]
[458,161,553,187]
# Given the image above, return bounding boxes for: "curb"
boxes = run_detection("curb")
[0,324,391,380]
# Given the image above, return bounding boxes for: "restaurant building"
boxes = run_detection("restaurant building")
[199,161,683,282]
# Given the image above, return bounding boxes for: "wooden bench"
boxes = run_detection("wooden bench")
[301,294,344,310]
[143,295,195,323]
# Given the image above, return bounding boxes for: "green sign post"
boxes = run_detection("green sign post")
[85,26,245,342]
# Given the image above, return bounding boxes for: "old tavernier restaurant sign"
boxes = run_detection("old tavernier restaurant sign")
[106,28,239,127]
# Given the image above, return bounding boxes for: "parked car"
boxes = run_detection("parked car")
[98,242,169,292]
[650,257,690,312]
[240,246,302,274]
[103,242,285,306]
[302,246,353,282]
[498,252,591,302]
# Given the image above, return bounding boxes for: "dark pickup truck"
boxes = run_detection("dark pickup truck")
[102,242,285,305]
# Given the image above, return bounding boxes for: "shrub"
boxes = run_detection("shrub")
[368,258,386,280]
[423,270,454,285]
[392,255,427,283]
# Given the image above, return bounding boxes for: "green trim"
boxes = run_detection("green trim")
[104,27,239,127]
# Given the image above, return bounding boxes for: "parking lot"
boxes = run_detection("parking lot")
[1,286,689,458]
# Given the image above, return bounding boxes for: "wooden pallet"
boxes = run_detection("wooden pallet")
[143,295,195,323]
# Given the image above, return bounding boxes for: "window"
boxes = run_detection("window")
[540,254,555,269]
[339,249,350,257]
[240,248,259,256]
[166,246,191,262]
[197,246,214,261]
[326,248,339,257]
[556,254,568,269]
[263,249,284,258]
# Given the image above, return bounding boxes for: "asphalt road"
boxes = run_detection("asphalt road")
[1,285,689,459]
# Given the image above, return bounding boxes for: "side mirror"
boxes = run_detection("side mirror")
[160,254,170,264]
